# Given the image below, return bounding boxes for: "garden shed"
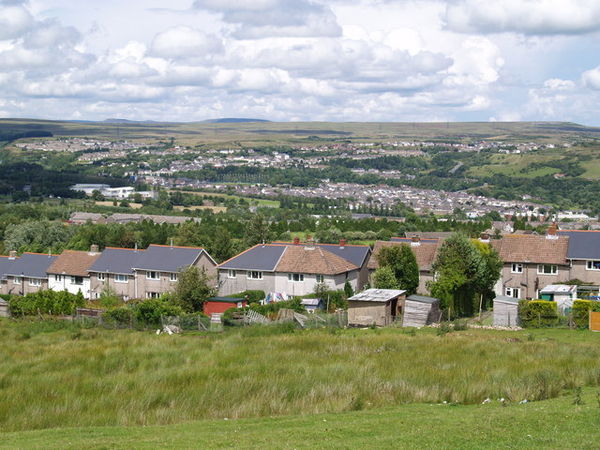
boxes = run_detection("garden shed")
[347,289,406,327]
[204,297,248,316]
[0,298,9,318]
[493,295,520,327]
[402,295,441,328]
[539,284,576,314]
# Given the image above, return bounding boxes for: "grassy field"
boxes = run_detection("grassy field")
[1,319,600,437]
[3,388,600,449]
[171,189,280,208]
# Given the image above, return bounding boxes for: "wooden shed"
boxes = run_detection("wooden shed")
[347,289,406,327]
[493,295,520,327]
[402,295,441,328]
[0,298,9,318]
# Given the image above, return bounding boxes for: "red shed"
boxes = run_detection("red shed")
[204,297,248,315]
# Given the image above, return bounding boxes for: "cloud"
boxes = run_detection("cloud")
[0,4,33,39]
[150,26,223,59]
[582,66,600,90]
[193,0,342,38]
[446,0,600,35]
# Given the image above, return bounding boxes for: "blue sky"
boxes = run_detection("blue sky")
[1,0,600,124]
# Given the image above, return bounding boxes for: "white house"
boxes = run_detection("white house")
[46,247,101,299]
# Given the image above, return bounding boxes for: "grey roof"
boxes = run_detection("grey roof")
[407,294,440,304]
[89,247,143,275]
[391,237,438,244]
[219,245,286,271]
[348,288,406,303]
[539,284,576,294]
[4,253,56,278]
[302,298,322,306]
[313,243,371,268]
[0,256,18,280]
[494,295,520,305]
[558,231,600,259]
[133,245,204,272]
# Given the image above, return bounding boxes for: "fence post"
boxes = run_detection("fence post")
[538,312,541,328]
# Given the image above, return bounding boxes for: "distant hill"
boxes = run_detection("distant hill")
[200,118,271,124]
[103,118,165,124]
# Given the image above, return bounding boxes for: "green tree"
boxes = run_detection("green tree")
[372,266,399,289]
[344,280,354,298]
[244,213,270,247]
[210,228,235,263]
[173,266,216,312]
[376,244,419,295]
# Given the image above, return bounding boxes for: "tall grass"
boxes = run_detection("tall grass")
[1,319,600,432]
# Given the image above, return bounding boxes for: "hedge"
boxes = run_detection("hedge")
[8,290,85,316]
[572,300,600,328]
[518,300,559,328]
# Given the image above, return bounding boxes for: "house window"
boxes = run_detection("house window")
[288,273,304,282]
[97,273,106,281]
[13,277,22,285]
[29,278,41,287]
[115,274,128,283]
[511,263,523,273]
[586,260,600,271]
[170,273,178,282]
[55,275,63,282]
[537,264,558,275]
[146,292,160,299]
[71,276,84,285]
[247,271,263,280]
[146,271,160,280]
[505,287,521,298]
[316,274,325,283]
[227,269,236,279]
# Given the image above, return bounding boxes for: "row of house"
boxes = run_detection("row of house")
[0,245,217,300]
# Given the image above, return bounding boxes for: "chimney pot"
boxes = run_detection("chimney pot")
[339,239,346,248]
[480,233,490,242]
[9,250,17,259]
[410,236,421,246]
[90,244,99,254]
[293,237,300,245]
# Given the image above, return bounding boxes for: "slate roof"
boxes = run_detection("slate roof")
[47,250,101,277]
[219,244,286,271]
[0,256,18,280]
[310,243,371,268]
[4,253,56,278]
[89,247,144,275]
[492,234,569,265]
[348,288,406,303]
[133,245,205,272]
[557,230,600,260]
[368,240,439,271]
[276,245,358,275]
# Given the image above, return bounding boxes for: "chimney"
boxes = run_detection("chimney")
[480,233,490,243]
[293,237,300,245]
[410,236,421,247]
[546,222,558,239]
[339,239,346,249]
[304,235,315,250]
[90,244,99,254]
[9,250,17,260]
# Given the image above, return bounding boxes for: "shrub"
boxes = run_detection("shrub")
[134,299,184,327]
[8,290,85,316]
[102,307,133,327]
[572,300,600,328]
[519,300,559,328]
[230,290,265,304]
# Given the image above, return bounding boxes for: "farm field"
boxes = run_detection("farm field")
[1,319,600,448]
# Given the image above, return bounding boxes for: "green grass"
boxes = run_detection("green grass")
[2,319,600,436]
[2,388,600,448]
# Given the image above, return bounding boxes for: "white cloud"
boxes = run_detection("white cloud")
[0,4,33,40]
[582,66,600,90]
[150,26,223,59]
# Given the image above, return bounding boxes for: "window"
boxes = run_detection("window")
[587,260,600,271]
[13,277,22,285]
[170,273,178,282]
[511,263,523,273]
[316,274,325,283]
[146,292,160,299]
[71,276,84,285]
[505,287,521,298]
[288,273,304,282]
[146,271,160,280]
[115,274,128,283]
[227,269,236,279]
[55,275,62,282]
[247,271,263,280]
[29,278,41,287]
[97,273,106,281]
[537,264,558,275]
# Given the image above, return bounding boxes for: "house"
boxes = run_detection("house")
[68,212,106,224]
[368,237,439,294]
[47,247,101,299]
[204,297,248,315]
[132,245,217,299]
[492,226,570,299]
[347,288,406,327]
[89,247,143,300]
[402,294,441,328]
[557,230,600,286]
[493,295,520,327]
[217,239,371,298]
[0,252,56,296]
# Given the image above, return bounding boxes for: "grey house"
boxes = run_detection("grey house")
[558,230,600,286]
[0,253,56,296]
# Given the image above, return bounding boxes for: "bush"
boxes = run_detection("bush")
[8,290,85,316]
[519,300,559,328]
[102,307,133,327]
[572,300,600,328]
[230,290,265,304]
[134,299,184,327]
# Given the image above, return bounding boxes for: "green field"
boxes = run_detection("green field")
[1,319,600,447]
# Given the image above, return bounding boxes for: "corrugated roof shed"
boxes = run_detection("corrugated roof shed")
[558,230,600,260]
[407,294,439,304]
[348,288,406,303]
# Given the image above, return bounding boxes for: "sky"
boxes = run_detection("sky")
[1,0,600,124]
